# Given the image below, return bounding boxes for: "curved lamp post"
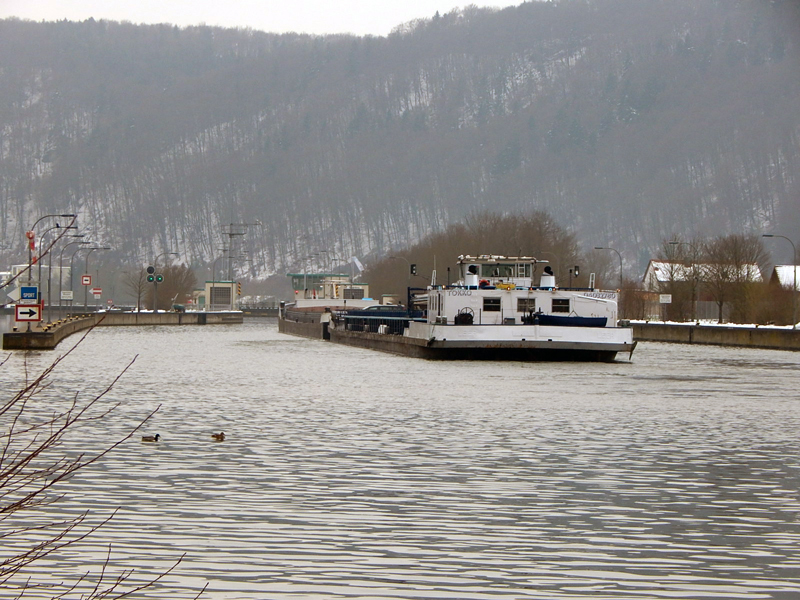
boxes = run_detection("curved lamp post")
[593,247,623,291]
[59,239,89,316]
[389,256,412,285]
[763,234,797,329]
[37,223,76,290]
[39,225,77,319]
[22,214,76,331]
[210,250,228,311]
[27,213,76,284]
[50,234,85,321]
[83,247,111,311]
[68,244,95,316]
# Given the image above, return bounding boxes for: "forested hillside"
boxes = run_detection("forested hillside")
[1,0,799,282]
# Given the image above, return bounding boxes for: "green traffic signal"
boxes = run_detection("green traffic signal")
[147,274,155,282]
[155,274,163,283]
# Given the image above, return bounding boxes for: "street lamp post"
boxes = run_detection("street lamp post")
[51,234,85,321]
[23,213,76,330]
[83,247,111,311]
[390,256,412,305]
[209,250,228,311]
[68,245,90,316]
[26,213,77,285]
[37,224,72,298]
[594,247,623,291]
[389,256,411,281]
[320,250,351,283]
[763,234,797,329]
[59,239,90,316]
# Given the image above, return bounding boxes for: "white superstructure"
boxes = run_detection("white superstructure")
[399,255,635,361]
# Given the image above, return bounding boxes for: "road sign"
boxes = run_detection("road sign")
[92,287,102,298]
[659,294,672,304]
[81,275,92,286]
[15,304,42,322]
[20,286,38,304]
[61,290,74,301]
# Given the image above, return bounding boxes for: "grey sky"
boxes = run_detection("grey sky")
[0,1,521,36]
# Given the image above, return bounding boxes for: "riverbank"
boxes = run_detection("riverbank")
[2,310,243,350]
[632,321,800,351]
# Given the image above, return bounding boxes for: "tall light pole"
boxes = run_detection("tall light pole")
[39,224,77,319]
[68,244,91,316]
[83,247,111,311]
[667,241,700,322]
[594,247,623,291]
[60,239,90,315]
[763,234,797,329]
[51,234,85,321]
[209,249,228,311]
[389,256,411,281]
[319,250,343,272]
[26,213,77,286]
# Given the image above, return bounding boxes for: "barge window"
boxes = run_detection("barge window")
[517,298,535,312]
[552,298,570,313]
[481,264,515,278]
[483,297,501,312]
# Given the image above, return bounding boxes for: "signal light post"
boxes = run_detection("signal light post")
[146,266,165,311]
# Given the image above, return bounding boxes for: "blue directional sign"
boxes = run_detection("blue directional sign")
[20,286,39,304]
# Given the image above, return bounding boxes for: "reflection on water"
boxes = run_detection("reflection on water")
[2,320,800,599]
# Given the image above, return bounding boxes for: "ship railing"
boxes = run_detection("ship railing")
[335,314,409,335]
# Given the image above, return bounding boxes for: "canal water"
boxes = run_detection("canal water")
[2,319,799,599]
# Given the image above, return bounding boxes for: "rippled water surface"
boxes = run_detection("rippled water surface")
[2,319,800,599]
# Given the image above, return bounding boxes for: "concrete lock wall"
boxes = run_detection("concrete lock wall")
[632,322,800,351]
[3,311,244,350]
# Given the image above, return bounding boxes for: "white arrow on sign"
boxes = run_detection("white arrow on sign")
[15,304,42,322]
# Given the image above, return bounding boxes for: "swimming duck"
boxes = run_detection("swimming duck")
[211,432,225,442]
[141,434,160,442]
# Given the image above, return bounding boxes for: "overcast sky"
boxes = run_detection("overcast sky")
[0,1,521,36]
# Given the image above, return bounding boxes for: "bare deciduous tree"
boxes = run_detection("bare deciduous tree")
[704,234,767,323]
[121,268,148,311]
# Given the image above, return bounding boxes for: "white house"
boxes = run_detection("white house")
[642,260,762,292]
[770,265,800,291]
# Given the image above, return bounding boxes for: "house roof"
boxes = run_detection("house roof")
[643,260,763,284]
[772,265,800,291]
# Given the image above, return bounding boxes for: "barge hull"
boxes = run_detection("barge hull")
[278,317,328,339]
[329,327,633,362]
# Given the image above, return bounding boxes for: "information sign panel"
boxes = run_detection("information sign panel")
[15,304,42,322]
[20,286,38,305]
[61,290,74,301]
